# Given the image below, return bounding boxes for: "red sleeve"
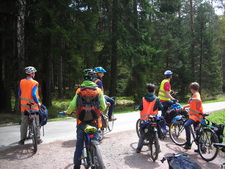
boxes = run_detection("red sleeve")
[164,82,171,91]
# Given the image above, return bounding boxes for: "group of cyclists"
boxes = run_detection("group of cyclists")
[18,65,204,169]
[136,70,204,154]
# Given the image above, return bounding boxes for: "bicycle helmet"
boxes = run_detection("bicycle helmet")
[25,66,37,74]
[164,70,173,75]
[93,67,106,73]
[83,69,96,81]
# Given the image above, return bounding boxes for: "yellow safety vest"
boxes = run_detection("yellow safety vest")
[158,79,171,101]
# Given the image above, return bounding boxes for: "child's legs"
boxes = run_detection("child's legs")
[184,119,195,144]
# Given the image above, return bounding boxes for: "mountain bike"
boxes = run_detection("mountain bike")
[169,113,219,161]
[24,103,40,153]
[82,125,105,169]
[98,97,116,141]
[138,115,160,161]
[59,112,105,168]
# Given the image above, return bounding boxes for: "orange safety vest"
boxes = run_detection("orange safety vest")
[20,78,40,112]
[140,98,158,120]
[75,87,103,128]
[94,79,104,92]
[158,79,171,101]
[189,92,203,122]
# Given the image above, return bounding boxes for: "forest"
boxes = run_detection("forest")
[0,0,225,113]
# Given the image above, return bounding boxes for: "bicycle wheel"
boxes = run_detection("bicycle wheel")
[31,119,38,153]
[82,142,89,169]
[198,128,219,161]
[136,119,141,138]
[169,122,186,146]
[90,141,105,169]
[149,130,159,161]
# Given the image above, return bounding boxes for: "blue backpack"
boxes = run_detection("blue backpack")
[39,104,48,126]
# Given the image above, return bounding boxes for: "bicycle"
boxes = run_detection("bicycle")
[82,125,105,169]
[137,115,160,161]
[59,112,105,168]
[169,113,219,161]
[24,102,40,153]
[98,97,116,141]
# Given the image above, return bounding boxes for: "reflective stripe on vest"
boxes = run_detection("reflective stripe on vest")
[140,98,158,120]
[20,78,39,112]
[158,79,171,101]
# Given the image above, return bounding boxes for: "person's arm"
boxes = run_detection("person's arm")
[32,85,41,106]
[65,94,78,114]
[156,98,163,110]
[164,82,175,100]
[98,89,107,111]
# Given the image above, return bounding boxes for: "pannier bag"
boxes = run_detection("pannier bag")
[39,104,48,126]
[212,122,224,143]
[161,153,202,169]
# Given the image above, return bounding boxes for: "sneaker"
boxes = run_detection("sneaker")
[37,139,43,144]
[18,140,25,145]
[136,148,141,153]
[109,117,117,121]
[184,143,191,150]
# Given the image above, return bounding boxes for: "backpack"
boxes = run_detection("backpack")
[39,104,48,126]
[76,87,100,122]
[161,153,202,169]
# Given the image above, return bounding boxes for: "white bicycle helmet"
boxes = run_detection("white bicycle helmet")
[25,66,37,74]
[164,70,173,75]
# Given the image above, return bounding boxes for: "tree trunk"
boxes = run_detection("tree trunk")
[16,0,26,112]
[109,0,118,97]
[190,0,195,80]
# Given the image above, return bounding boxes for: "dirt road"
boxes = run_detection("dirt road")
[0,129,224,169]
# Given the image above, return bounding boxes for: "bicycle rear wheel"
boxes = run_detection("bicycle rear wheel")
[90,141,105,169]
[149,130,159,162]
[136,119,141,138]
[169,122,186,146]
[198,128,219,161]
[31,119,38,153]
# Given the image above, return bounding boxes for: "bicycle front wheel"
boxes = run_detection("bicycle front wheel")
[136,119,141,138]
[198,128,219,161]
[90,141,105,169]
[149,130,159,162]
[169,122,186,146]
[31,119,38,153]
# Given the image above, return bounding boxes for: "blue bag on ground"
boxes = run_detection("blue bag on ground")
[39,104,48,126]
[161,153,202,169]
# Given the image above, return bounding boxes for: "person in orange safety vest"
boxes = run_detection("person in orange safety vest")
[183,82,203,150]
[18,66,42,145]
[136,83,165,153]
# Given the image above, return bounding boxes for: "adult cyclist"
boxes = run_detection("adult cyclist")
[158,70,177,132]
[93,67,117,121]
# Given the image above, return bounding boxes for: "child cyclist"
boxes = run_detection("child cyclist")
[183,82,203,150]
[136,83,164,153]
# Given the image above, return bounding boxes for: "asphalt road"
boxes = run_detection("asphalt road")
[0,101,225,151]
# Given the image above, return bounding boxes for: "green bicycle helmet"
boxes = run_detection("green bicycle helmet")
[83,69,96,81]
[93,67,106,73]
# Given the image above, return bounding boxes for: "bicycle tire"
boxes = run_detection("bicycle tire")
[198,128,219,161]
[82,141,89,169]
[31,119,38,153]
[136,119,141,138]
[90,141,105,169]
[149,130,159,161]
[169,122,186,146]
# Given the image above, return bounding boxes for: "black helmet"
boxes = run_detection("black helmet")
[83,69,96,81]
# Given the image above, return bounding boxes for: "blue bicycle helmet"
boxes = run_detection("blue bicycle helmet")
[164,70,173,75]
[93,67,106,73]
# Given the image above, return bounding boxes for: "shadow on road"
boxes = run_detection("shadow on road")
[0,143,35,161]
